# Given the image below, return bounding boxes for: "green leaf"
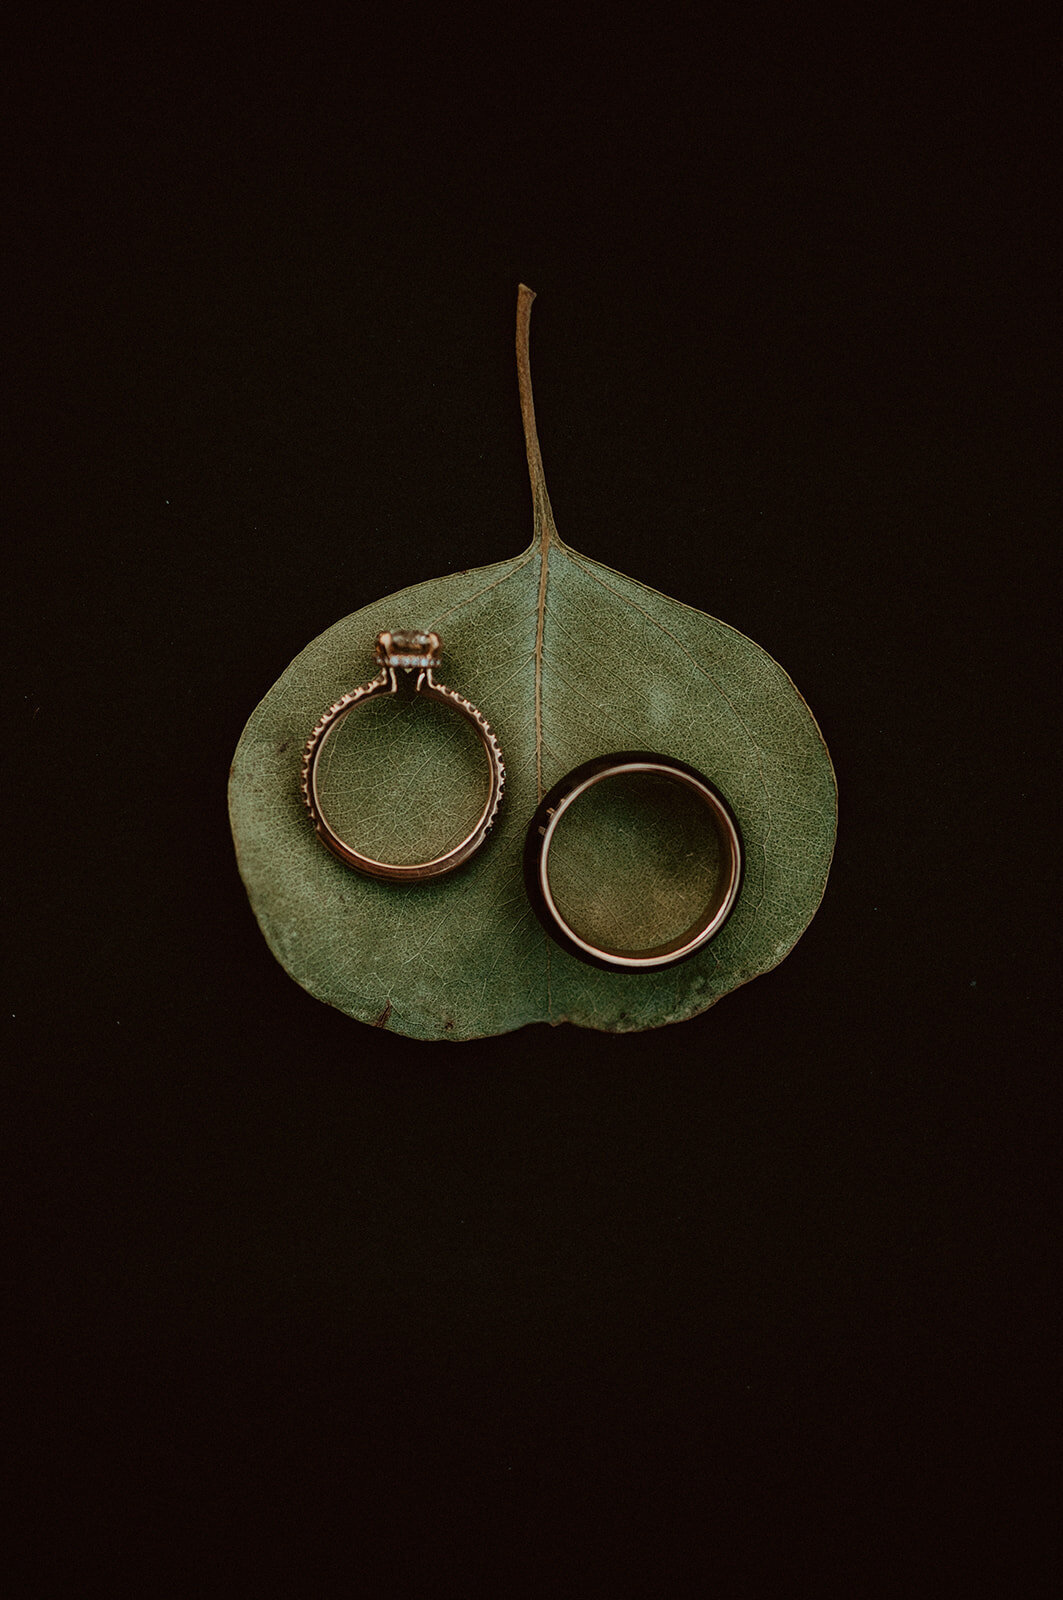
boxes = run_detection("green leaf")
[229,288,836,1038]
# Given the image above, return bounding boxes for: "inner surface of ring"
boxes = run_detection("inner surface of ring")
[314,691,490,866]
[544,771,730,956]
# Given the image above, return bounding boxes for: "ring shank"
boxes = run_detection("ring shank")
[303,671,504,880]
[524,755,742,970]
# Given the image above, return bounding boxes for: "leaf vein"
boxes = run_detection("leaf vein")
[429,553,534,629]
[562,548,773,922]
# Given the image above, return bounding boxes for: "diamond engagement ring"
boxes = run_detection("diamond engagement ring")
[301,630,505,880]
[523,752,743,970]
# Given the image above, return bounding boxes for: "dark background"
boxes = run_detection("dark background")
[5,8,1057,1594]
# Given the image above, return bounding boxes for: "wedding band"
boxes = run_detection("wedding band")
[301,630,505,880]
[523,752,742,970]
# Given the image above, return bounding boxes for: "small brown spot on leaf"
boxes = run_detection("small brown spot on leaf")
[372,1000,393,1028]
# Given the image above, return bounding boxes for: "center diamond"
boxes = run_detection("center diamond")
[376,629,441,669]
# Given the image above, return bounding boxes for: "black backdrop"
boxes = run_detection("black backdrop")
[5,10,1057,1595]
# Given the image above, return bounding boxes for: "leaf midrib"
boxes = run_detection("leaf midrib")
[516,282,563,804]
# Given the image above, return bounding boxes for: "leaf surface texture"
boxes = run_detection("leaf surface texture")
[229,290,836,1037]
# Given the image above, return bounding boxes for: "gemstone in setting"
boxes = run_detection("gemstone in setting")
[376,629,441,669]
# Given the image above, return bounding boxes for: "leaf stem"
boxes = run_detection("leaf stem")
[516,284,558,546]
[517,283,556,802]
